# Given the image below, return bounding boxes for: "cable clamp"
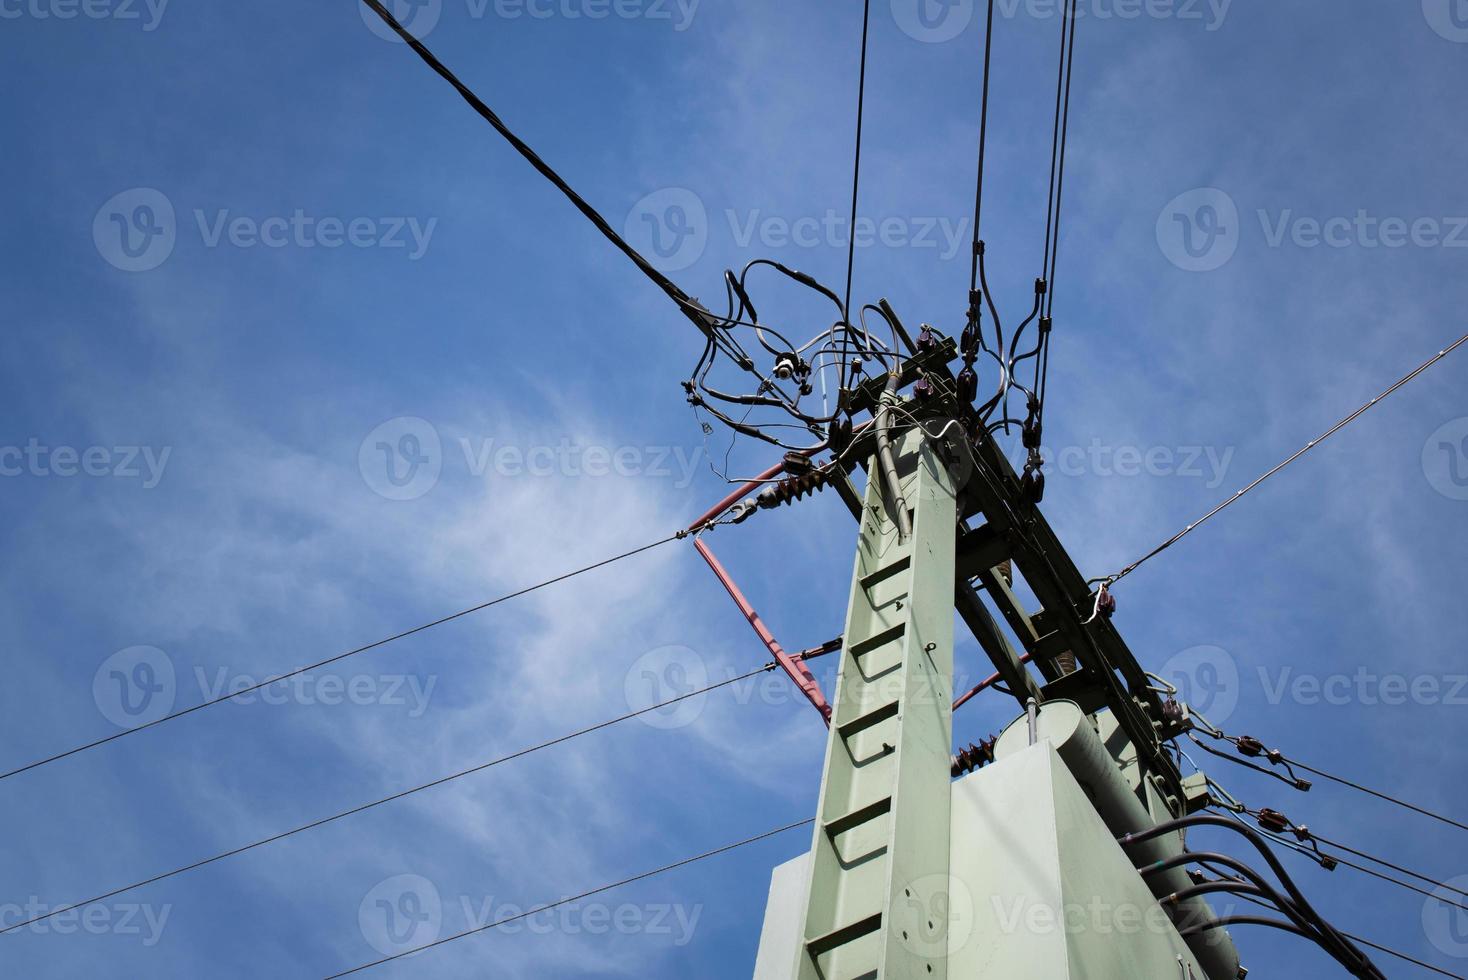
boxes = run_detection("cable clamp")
[1083,579,1116,625]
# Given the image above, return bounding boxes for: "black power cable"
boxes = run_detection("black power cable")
[361,0,827,436]
[0,661,777,936]
[1143,851,1330,953]
[1223,887,1468,979]
[1121,815,1383,977]
[1298,759,1468,833]
[1093,329,1468,589]
[1215,805,1468,915]
[1203,767,1468,905]
[1308,832,1468,901]
[968,0,997,296]
[324,817,815,978]
[0,532,685,783]
[842,0,873,324]
[358,0,711,334]
[1174,876,1468,980]
[1214,731,1468,834]
[1043,0,1079,322]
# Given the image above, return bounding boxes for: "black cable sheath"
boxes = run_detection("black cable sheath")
[1139,851,1357,971]
[1125,816,1382,977]
[968,0,997,295]
[842,0,872,323]
[357,0,719,335]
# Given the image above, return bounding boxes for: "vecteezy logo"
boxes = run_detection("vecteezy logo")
[623,188,708,273]
[358,417,443,501]
[891,0,974,43]
[1157,645,1239,725]
[1156,188,1239,273]
[359,874,443,957]
[897,874,974,958]
[1423,0,1468,43]
[624,645,710,730]
[361,0,443,42]
[1423,417,1468,501]
[93,646,177,728]
[1422,874,1468,958]
[93,188,176,272]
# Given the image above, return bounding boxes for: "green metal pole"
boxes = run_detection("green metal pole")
[792,427,961,979]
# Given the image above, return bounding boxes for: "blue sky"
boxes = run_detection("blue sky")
[2,0,1467,976]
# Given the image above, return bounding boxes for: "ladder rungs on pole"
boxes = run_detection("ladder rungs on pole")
[805,913,884,958]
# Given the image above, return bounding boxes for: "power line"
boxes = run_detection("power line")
[1206,798,1468,915]
[1196,723,1468,833]
[1341,932,1466,979]
[842,0,872,322]
[1223,887,1467,979]
[1097,328,1468,587]
[0,532,685,784]
[1043,0,1079,321]
[0,660,771,936]
[967,0,997,295]
[1039,0,1078,298]
[357,0,709,333]
[1290,755,1468,834]
[1312,832,1468,902]
[1122,815,1382,976]
[324,817,815,978]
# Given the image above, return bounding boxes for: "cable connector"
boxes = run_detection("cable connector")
[1083,580,1116,624]
[1255,807,1292,836]
[1020,459,1045,504]
[727,499,759,524]
[1022,415,1043,452]
[1235,735,1312,791]
[957,365,978,403]
[1249,807,1337,870]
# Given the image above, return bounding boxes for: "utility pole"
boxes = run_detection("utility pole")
[751,324,1243,980]
[794,423,961,980]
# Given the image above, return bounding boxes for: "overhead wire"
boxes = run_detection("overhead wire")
[1180,886,1468,979]
[1121,814,1383,977]
[358,0,707,330]
[1203,782,1468,914]
[1192,721,1468,833]
[842,0,873,325]
[324,817,815,978]
[357,0,821,457]
[0,532,686,783]
[967,0,997,298]
[1093,328,1468,588]
[1043,0,1079,322]
[0,661,778,936]
[1233,886,1468,979]
[1289,753,1467,834]
[1311,832,1468,901]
